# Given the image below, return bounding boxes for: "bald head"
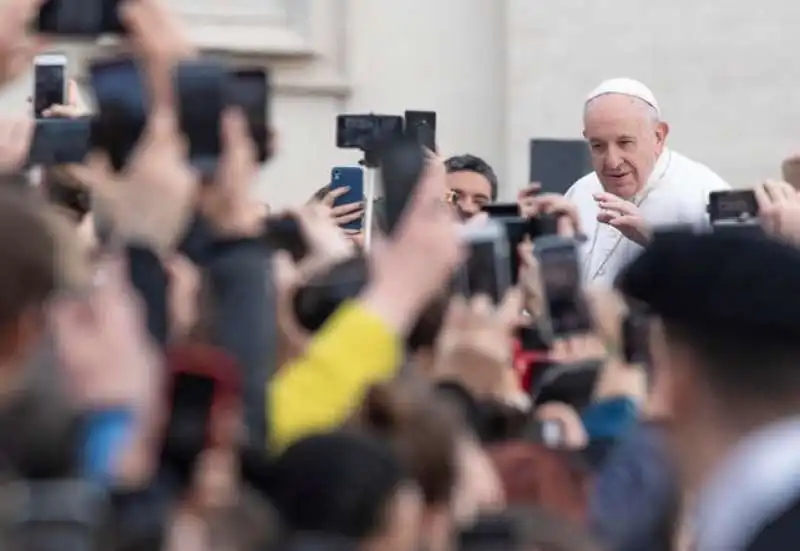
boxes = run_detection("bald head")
[583,93,669,199]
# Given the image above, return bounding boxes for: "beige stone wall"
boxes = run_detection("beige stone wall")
[2,1,798,204]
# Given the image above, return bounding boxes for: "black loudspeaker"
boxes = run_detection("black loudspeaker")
[529,139,593,195]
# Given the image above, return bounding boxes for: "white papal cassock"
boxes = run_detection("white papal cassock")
[565,148,730,287]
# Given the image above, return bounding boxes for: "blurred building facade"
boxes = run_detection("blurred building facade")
[2,0,800,205]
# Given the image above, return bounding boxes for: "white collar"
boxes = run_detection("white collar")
[695,415,800,550]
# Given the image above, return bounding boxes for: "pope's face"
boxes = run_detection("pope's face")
[583,94,667,199]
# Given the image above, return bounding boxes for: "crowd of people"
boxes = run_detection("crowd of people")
[1,1,800,551]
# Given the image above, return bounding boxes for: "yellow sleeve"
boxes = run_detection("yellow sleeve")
[268,301,401,452]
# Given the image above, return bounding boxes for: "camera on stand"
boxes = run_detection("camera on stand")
[334,111,438,246]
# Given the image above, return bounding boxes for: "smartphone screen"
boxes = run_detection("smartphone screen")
[622,311,651,365]
[34,56,65,117]
[707,190,758,223]
[162,374,215,470]
[482,203,520,218]
[330,166,364,231]
[536,238,592,336]
[229,69,270,162]
[89,57,146,170]
[176,62,226,172]
[461,224,511,303]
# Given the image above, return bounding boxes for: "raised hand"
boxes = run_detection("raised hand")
[594,191,650,246]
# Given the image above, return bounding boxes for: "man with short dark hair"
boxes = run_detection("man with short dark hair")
[617,229,800,551]
[445,154,498,219]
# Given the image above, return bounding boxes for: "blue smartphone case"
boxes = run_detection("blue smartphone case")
[330,166,364,230]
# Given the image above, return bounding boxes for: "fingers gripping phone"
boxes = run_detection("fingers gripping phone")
[330,166,364,231]
[34,54,66,118]
[534,236,592,337]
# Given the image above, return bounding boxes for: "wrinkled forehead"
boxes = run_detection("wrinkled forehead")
[583,94,656,138]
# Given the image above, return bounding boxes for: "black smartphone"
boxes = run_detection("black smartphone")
[89,57,147,171]
[707,190,758,224]
[263,215,308,262]
[482,202,520,218]
[163,374,215,462]
[622,310,651,365]
[28,118,91,166]
[229,68,271,163]
[404,110,437,152]
[336,114,404,151]
[535,236,592,337]
[379,136,426,235]
[532,359,602,409]
[37,0,126,36]
[529,138,592,195]
[175,61,227,174]
[455,221,512,304]
[33,54,66,118]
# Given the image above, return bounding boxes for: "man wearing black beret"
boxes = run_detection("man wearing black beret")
[616,229,800,551]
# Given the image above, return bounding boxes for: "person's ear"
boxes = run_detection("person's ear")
[655,121,670,146]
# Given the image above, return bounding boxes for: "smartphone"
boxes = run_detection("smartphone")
[28,118,91,166]
[330,166,364,231]
[532,359,602,409]
[535,236,592,337]
[482,203,520,218]
[175,61,226,174]
[456,220,512,303]
[262,214,308,262]
[89,57,147,171]
[622,310,651,365]
[529,138,592,195]
[37,0,125,36]
[229,68,271,163]
[336,114,405,151]
[379,136,426,235]
[707,190,758,224]
[162,344,240,487]
[33,54,66,118]
[404,110,437,152]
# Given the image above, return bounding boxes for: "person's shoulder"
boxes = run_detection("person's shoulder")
[670,150,731,192]
[565,171,600,198]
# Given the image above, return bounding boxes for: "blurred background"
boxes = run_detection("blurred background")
[3,0,800,205]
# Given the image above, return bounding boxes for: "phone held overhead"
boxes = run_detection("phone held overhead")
[27,54,93,167]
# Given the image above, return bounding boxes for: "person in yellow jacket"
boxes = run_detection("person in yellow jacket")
[269,154,464,451]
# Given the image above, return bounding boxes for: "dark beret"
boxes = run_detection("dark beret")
[616,229,800,339]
